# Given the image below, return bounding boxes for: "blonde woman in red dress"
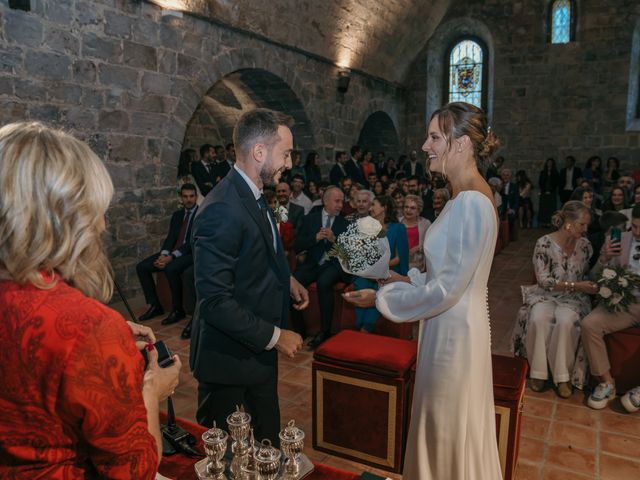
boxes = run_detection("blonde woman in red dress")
[0,122,181,479]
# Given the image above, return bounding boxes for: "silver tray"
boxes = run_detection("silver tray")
[194,453,314,480]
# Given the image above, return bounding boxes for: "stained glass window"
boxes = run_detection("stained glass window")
[448,39,483,108]
[551,0,572,44]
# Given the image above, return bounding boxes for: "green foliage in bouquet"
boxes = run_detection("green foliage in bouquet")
[595,265,640,313]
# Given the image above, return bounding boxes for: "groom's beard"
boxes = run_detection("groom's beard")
[260,162,282,188]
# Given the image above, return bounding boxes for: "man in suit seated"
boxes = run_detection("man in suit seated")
[582,204,640,411]
[276,181,304,234]
[137,183,198,324]
[500,168,519,226]
[293,186,351,347]
[191,144,217,196]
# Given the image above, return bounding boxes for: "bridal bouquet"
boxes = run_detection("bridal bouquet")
[595,266,640,313]
[328,216,390,279]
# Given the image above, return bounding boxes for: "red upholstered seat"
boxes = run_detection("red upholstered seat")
[314,330,417,377]
[300,282,350,336]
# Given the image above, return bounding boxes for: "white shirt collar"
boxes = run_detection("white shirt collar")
[234,165,261,201]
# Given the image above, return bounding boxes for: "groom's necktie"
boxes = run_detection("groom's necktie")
[257,195,275,250]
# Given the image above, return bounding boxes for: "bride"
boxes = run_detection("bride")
[344,102,502,479]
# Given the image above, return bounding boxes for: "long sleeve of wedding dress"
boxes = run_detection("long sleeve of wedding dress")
[376,193,495,323]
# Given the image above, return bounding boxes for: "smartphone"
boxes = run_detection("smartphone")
[141,340,175,369]
[610,227,622,243]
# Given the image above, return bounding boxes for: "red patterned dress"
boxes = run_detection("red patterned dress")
[0,276,158,479]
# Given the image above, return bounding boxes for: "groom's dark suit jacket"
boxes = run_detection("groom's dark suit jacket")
[190,168,290,386]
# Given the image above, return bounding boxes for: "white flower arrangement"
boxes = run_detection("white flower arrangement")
[273,205,288,223]
[595,265,640,313]
[328,216,390,279]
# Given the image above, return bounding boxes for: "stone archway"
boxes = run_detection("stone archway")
[183,68,315,152]
[356,111,401,160]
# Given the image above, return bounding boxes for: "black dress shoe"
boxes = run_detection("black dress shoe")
[138,305,164,322]
[181,320,192,339]
[161,309,186,325]
[307,332,329,349]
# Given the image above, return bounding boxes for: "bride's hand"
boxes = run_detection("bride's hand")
[342,289,377,308]
[378,271,411,287]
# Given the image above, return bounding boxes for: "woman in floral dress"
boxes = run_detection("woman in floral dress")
[512,201,598,397]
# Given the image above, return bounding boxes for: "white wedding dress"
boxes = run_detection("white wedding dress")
[376,191,502,480]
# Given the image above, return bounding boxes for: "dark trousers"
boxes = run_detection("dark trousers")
[196,366,280,446]
[294,261,350,337]
[559,189,573,205]
[136,253,193,311]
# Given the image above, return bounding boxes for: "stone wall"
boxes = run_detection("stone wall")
[404,0,640,177]
[0,0,405,297]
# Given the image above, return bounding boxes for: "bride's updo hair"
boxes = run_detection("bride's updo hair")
[430,102,500,165]
[551,200,590,229]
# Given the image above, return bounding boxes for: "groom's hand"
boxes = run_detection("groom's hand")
[275,329,303,358]
[290,276,309,310]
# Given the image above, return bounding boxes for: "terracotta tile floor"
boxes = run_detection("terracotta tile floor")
[113,228,640,479]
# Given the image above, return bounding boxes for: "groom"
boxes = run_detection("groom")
[190,108,308,445]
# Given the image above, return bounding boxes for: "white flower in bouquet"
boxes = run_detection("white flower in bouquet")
[596,265,640,313]
[328,217,390,279]
[599,286,612,299]
[276,205,288,223]
[357,216,383,237]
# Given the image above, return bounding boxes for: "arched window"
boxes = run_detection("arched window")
[550,0,574,44]
[447,38,486,109]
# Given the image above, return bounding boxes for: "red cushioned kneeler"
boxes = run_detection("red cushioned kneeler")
[605,327,640,393]
[312,331,417,473]
[493,355,528,480]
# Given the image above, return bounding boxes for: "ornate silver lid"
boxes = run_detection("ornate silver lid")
[279,419,305,443]
[202,421,228,444]
[254,439,281,463]
[226,404,251,426]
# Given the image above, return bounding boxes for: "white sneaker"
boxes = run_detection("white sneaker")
[621,386,640,413]
[588,383,616,409]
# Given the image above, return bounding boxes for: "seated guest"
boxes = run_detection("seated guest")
[571,186,603,266]
[290,174,313,214]
[420,177,434,220]
[402,194,431,271]
[310,181,330,212]
[289,150,306,181]
[427,187,450,222]
[618,175,635,205]
[293,186,351,347]
[392,189,406,220]
[353,196,409,332]
[373,180,385,196]
[275,182,304,234]
[516,170,534,229]
[330,150,348,186]
[512,201,597,398]
[345,189,374,223]
[137,184,198,324]
[602,185,629,213]
[304,151,322,186]
[500,168,519,225]
[341,182,361,217]
[488,177,503,212]
[0,122,180,478]
[191,143,217,196]
[582,204,640,410]
[620,184,640,228]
